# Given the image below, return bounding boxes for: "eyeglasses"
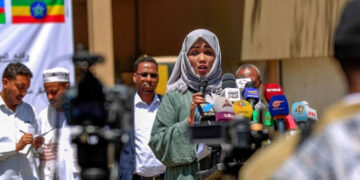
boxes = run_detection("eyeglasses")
[136,72,158,78]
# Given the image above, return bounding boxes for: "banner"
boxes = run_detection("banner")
[0,0,74,113]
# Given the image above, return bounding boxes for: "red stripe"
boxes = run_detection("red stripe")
[0,8,4,14]
[12,15,64,23]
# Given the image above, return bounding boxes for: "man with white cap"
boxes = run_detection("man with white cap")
[38,67,80,180]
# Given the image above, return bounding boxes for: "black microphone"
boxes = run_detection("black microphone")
[221,73,241,102]
[222,73,237,88]
[195,77,215,124]
[199,77,208,97]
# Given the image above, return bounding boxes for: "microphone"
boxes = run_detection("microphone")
[252,102,266,123]
[291,101,308,130]
[269,95,289,134]
[233,100,253,120]
[243,82,259,109]
[195,103,215,124]
[300,101,318,121]
[247,100,267,142]
[264,83,284,103]
[291,101,318,131]
[263,111,274,127]
[221,73,241,102]
[263,111,275,140]
[213,96,235,122]
[222,73,237,88]
[285,115,297,130]
[235,77,252,94]
[195,77,215,124]
[199,77,208,97]
[285,115,298,136]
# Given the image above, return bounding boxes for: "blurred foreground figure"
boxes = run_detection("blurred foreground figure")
[240,0,360,179]
[38,67,80,180]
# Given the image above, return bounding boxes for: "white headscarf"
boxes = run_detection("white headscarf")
[166,29,222,94]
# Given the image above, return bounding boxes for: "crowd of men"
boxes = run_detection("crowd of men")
[0,55,168,180]
[0,63,80,180]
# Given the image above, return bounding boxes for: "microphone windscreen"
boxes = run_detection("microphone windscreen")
[244,87,259,101]
[291,102,308,123]
[214,96,234,112]
[263,111,274,127]
[285,115,297,130]
[222,73,237,89]
[222,88,241,102]
[195,103,215,124]
[233,100,253,119]
[269,95,289,117]
[214,96,235,122]
[264,83,284,103]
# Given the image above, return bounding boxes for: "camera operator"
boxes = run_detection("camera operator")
[118,56,165,180]
[38,67,80,180]
[0,63,43,179]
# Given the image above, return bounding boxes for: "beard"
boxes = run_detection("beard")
[142,89,155,94]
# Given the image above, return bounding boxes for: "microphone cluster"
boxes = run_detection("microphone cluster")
[190,73,319,174]
[192,73,319,144]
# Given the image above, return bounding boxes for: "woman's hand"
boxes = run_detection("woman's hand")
[187,92,206,125]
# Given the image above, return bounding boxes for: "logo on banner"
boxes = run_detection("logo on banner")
[0,0,5,24]
[12,0,65,23]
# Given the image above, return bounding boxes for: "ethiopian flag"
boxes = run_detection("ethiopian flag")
[12,0,65,23]
[0,0,5,24]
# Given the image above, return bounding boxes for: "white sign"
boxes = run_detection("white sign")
[0,0,74,113]
[236,78,252,90]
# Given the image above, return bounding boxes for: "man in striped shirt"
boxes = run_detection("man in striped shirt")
[273,0,360,179]
[38,67,80,180]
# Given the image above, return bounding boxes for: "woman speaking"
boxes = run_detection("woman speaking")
[149,29,222,179]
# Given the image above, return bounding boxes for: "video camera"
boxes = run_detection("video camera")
[191,116,269,176]
[65,49,134,180]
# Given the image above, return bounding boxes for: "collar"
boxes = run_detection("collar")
[342,92,360,105]
[0,95,6,106]
[0,94,22,112]
[134,92,160,106]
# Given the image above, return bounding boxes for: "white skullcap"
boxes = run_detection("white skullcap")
[42,67,70,83]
